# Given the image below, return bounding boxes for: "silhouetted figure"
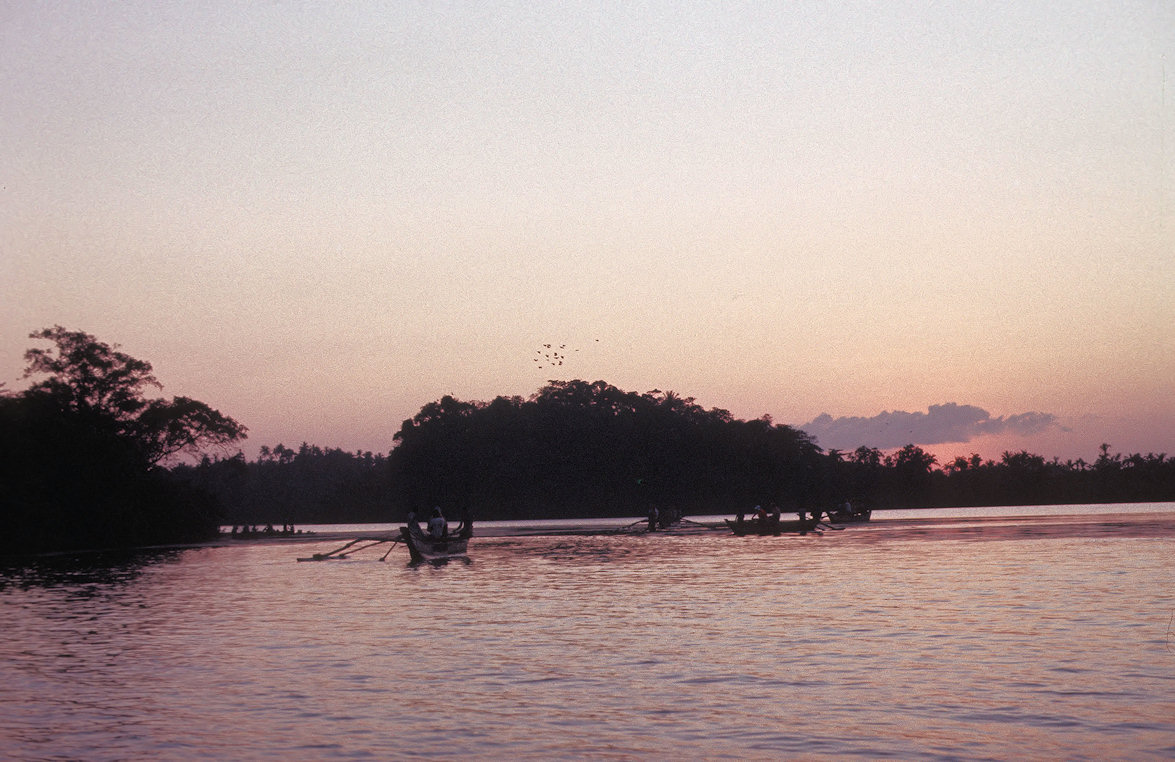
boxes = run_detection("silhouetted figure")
[647,505,659,532]
[427,507,448,539]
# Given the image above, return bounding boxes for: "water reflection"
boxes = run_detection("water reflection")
[409,556,473,569]
[0,548,184,593]
[1,511,1173,759]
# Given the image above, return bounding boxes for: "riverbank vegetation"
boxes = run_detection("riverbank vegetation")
[4,328,1174,551]
[178,381,1175,525]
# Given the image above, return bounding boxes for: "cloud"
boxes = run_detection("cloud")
[799,403,1064,451]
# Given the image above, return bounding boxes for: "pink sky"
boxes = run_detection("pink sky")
[3,2,1172,466]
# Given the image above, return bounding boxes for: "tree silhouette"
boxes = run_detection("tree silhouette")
[388,379,825,519]
[23,326,159,420]
[1,327,247,554]
[21,327,245,465]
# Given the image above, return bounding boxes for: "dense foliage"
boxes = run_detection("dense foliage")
[1,328,246,555]
[9,330,1173,547]
[183,380,1175,524]
[388,381,825,519]
[927,446,1175,507]
[171,444,391,526]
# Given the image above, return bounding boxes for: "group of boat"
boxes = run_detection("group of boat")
[300,502,870,564]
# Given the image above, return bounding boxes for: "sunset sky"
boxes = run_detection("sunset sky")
[3,1,1172,465]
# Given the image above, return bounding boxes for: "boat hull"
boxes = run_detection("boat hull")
[828,509,872,523]
[725,518,818,536]
[400,522,473,563]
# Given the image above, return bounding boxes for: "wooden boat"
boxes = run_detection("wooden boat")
[400,519,473,564]
[828,507,872,523]
[725,516,820,536]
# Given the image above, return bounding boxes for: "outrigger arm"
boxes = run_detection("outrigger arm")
[296,535,400,562]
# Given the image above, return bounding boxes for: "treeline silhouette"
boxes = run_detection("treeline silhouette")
[2,327,246,555]
[172,443,392,526]
[12,325,1171,556]
[178,380,1175,524]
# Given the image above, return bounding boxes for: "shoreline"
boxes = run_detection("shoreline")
[252,509,1175,543]
[6,507,1174,563]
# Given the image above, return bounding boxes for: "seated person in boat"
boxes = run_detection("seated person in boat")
[427,507,448,539]
[760,504,782,529]
[752,502,780,526]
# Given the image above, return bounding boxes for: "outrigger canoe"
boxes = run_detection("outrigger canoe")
[725,516,822,536]
[400,519,473,564]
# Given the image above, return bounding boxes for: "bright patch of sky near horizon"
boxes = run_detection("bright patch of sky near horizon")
[2,1,1172,463]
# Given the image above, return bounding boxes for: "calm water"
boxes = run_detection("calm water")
[3,505,1174,760]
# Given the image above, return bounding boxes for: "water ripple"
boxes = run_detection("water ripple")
[2,516,1174,759]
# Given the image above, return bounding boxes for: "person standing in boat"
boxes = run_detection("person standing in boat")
[427,507,448,539]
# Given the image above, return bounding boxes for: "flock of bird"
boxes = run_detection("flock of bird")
[533,340,598,370]
[534,343,572,369]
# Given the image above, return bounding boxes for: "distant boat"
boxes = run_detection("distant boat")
[725,516,821,536]
[828,506,872,523]
[400,519,472,564]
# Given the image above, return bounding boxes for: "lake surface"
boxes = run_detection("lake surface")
[3,504,1174,760]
